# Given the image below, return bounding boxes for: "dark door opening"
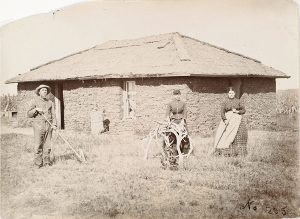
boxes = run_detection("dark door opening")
[54,82,64,129]
[229,78,243,98]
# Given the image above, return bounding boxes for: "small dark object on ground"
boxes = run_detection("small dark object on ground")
[100,119,110,133]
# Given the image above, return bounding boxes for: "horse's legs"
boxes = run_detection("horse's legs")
[175,135,184,168]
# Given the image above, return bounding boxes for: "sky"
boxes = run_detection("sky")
[0,0,299,95]
[0,0,86,94]
[0,0,84,25]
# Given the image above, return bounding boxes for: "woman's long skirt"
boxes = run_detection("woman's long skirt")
[231,118,248,156]
[215,118,248,157]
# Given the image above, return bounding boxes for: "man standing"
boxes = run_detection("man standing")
[27,85,57,168]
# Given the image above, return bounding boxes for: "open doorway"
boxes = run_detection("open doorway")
[229,78,243,98]
[54,82,64,129]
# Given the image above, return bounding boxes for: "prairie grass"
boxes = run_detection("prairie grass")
[1,128,299,219]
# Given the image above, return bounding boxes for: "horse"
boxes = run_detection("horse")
[143,120,193,168]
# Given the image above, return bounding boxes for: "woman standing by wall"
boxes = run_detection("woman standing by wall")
[213,87,248,156]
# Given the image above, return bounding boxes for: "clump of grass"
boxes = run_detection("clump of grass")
[247,130,299,167]
[75,195,123,218]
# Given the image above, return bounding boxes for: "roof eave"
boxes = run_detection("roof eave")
[190,74,290,78]
[5,72,290,84]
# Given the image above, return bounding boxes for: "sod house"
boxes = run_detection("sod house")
[6,32,289,135]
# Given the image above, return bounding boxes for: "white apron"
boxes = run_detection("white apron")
[213,111,242,149]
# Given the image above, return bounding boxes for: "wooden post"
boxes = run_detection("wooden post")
[54,83,62,129]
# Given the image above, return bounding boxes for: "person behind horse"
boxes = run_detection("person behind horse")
[27,85,57,168]
[167,89,190,152]
[161,89,188,170]
[165,89,187,124]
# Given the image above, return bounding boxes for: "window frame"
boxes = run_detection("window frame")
[123,80,136,119]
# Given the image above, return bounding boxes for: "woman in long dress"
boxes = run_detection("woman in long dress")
[213,88,248,156]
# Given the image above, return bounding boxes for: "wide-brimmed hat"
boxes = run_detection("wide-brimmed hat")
[173,89,181,95]
[35,84,51,95]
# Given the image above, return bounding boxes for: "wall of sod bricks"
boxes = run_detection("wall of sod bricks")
[17,77,276,136]
[240,77,276,130]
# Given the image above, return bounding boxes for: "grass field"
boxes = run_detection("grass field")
[1,120,299,219]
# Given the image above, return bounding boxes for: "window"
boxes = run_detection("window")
[123,81,136,118]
